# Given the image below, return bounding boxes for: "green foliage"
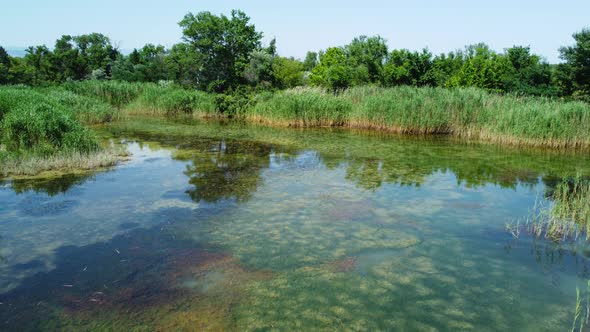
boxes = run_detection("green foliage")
[0,46,11,85]
[272,57,304,89]
[345,35,388,83]
[303,51,318,71]
[112,44,170,83]
[214,86,255,116]
[179,10,262,92]
[559,28,590,100]
[503,46,558,96]
[383,49,434,87]
[447,44,510,91]
[243,49,275,88]
[310,48,353,90]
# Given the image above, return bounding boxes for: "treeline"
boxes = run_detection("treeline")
[0,10,589,101]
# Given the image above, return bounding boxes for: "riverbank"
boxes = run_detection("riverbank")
[1,81,590,178]
[247,86,590,149]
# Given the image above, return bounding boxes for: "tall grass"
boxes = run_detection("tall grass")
[249,87,351,126]
[0,86,119,125]
[247,86,590,149]
[125,84,217,117]
[62,80,145,108]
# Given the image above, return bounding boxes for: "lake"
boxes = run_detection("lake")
[1,117,590,331]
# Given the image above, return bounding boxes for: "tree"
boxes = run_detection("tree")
[179,10,262,92]
[166,43,201,86]
[559,28,590,99]
[503,46,557,96]
[424,51,464,87]
[0,46,11,84]
[383,49,433,87]
[447,43,510,91]
[345,35,388,84]
[23,45,55,84]
[303,51,318,71]
[272,57,304,89]
[310,47,352,90]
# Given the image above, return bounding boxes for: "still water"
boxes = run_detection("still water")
[1,117,590,331]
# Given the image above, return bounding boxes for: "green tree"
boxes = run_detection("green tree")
[272,57,304,89]
[0,46,11,84]
[345,35,388,84]
[179,10,262,92]
[243,40,278,88]
[447,43,510,91]
[112,44,170,83]
[424,51,464,87]
[503,46,557,96]
[383,49,433,87]
[310,47,352,90]
[166,43,201,86]
[23,45,55,85]
[303,51,318,71]
[559,28,590,99]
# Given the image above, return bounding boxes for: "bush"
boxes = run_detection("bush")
[215,87,255,117]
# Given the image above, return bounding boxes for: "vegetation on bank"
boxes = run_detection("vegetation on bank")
[0,8,588,174]
[249,86,590,148]
[0,86,122,177]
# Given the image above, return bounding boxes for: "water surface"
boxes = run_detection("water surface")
[1,117,590,331]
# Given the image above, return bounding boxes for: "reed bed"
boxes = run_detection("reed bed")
[125,85,217,117]
[247,86,590,149]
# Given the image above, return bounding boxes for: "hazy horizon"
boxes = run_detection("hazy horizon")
[1,0,589,63]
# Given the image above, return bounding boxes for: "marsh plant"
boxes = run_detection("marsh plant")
[507,177,590,242]
[572,280,590,332]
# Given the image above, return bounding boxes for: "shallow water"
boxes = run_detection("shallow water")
[1,117,590,331]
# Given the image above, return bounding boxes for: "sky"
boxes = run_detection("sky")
[1,0,588,63]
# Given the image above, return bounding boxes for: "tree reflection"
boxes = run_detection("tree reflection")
[3,173,95,197]
[183,140,273,203]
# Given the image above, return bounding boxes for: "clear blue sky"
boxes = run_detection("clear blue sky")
[1,0,588,63]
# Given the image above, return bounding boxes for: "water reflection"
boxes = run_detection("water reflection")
[183,140,273,203]
[1,173,96,197]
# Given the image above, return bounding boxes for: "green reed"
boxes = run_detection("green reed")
[247,86,590,149]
